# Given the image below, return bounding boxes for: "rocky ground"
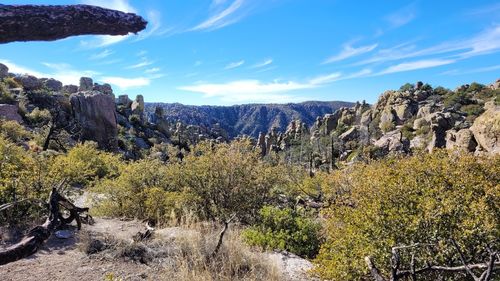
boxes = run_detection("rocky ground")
[0,218,315,281]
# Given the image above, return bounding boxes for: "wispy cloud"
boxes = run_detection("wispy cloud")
[179,79,313,103]
[441,64,500,76]
[224,60,245,69]
[126,60,154,69]
[101,76,150,90]
[468,2,500,16]
[323,43,378,64]
[251,58,273,68]
[385,2,417,28]
[378,59,455,75]
[191,0,245,31]
[145,67,161,74]
[80,35,130,49]
[309,72,342,85]
[90,49,114,60]
[42,62,99,85]
[356,25,500,67]
[81,0,137,13]
[0,60,46,78]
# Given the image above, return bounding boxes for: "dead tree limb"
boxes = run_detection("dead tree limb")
[0,186,90,265]
[365,242,499,281]
[210,214,237,259]
[0,4,147,44]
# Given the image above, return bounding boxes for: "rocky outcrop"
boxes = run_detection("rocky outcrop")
[374,130,409,154]
[0,63,8,78]
[0,104,23,123]
[62,85,78,94]
[79,77,93,92]
[70,92,117,149]
[445,129,477,152]
[41,78,62,92]
[14,75,41,90]
[131,95,145,115]
[0,4,147,44]
[470,104,500,154]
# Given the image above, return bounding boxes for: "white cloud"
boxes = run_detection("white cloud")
[323,43,378,64]
[378,59,455,75]
[441,64,500,76]
[309,72,342,85]
[90,49,113,60]
[101,76,150,90]
[0,60,46,78]
[80,35,130,49]
[126,59,154,69]
[191,0,245,31]
[385,3,417,28]
[179,79,314,103]
[81,0,137,13]
[252,58,273,68]
[42,62,99,85]
[357,25,500,66]
[136,10,165,41]
[145,67,161,74]
[224,60,245,69]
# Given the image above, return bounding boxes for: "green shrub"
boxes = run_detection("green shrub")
[243,206,322,258]
[0,83,15,104]
[314,151,500,280]
[26,107,52,125]
[399,83,413,92]
[3,77,21,88]
[0,120,31,143]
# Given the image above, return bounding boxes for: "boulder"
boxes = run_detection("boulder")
[79,77,93,91]
[62,85,78,94]
[93,83,113,95]
[445,129,477,152]
[339,126,358,142]
[489,79,500,90]
[14,74,41,90]
[131,95,144,114]
[323,113,340,134]
[394,101,418,122]
[0,63,8,78]
[43,78,62,92]
[469,104,500,154]
[374,130,409,153]
[426,112,456,151]
[117,95,132,107]
[0,104,23,123]
[70,92,117,149]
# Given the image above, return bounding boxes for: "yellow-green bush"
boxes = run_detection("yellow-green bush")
[313,150,500,280]
[0,120,31,143]
[50,142,122,187]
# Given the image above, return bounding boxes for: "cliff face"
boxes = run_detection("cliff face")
[145,101,354,138]
[257,80,500,164]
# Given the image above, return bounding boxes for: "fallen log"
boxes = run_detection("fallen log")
[0,4,147,43]
[0,187,90,265]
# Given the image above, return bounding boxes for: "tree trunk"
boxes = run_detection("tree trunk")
[0,4,147,44]
[0,187,90,265]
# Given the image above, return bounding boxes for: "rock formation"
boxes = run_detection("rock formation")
[0,4,147,43]
[70,92,118,150]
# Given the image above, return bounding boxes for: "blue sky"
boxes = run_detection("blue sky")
[1,0,499,105]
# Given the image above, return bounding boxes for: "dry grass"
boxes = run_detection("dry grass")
[77,221,282,281]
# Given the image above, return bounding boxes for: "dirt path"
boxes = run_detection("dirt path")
[0,218,315,281]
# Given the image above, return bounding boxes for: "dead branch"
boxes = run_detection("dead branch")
[0,4,147,44]
[0,185,90,265]
[365,242,499,281]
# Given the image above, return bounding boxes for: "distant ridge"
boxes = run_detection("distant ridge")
[145,101,354,138]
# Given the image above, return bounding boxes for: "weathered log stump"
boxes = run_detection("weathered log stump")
[0,187,90,265]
